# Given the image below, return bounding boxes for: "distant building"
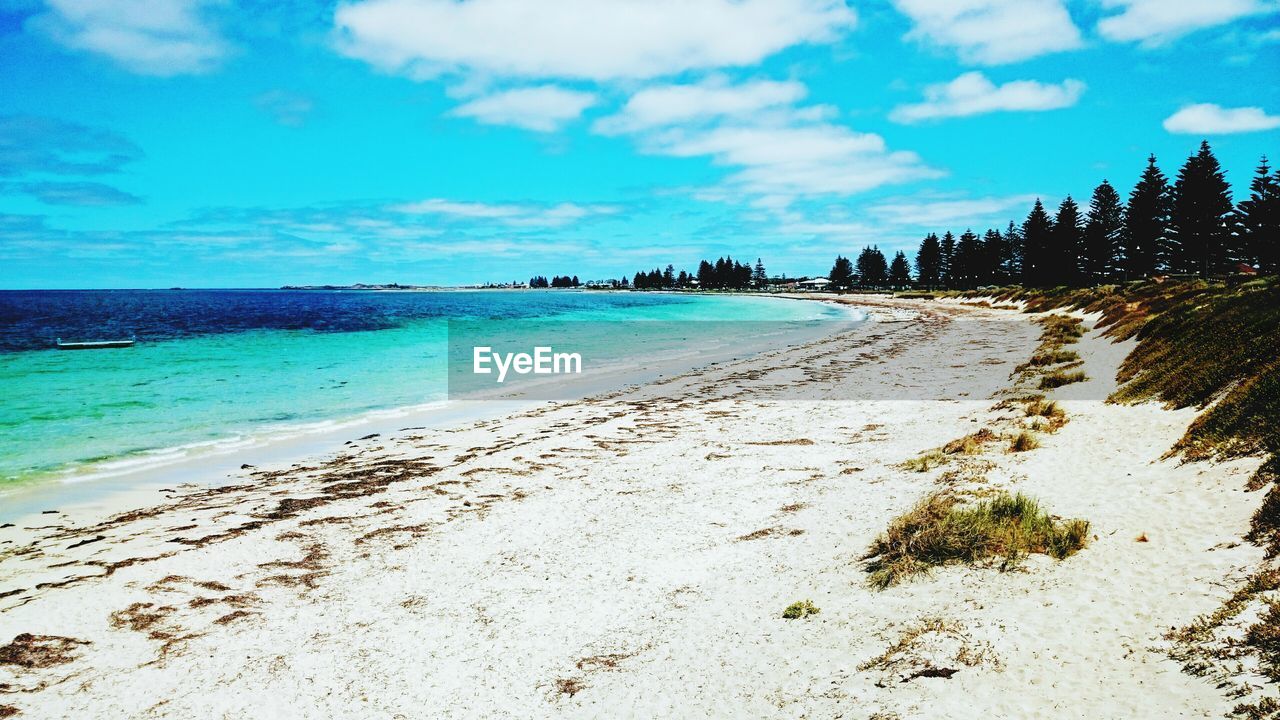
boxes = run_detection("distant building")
[797,277,830,290]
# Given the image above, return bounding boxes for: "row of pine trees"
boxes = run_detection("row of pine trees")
[828,248,912,290]
[528,275,580,288]
[631,256,769,290]
[561,142,1275,292]
[909,142,1278,290]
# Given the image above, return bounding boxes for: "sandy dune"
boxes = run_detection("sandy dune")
[0,297,1264,719]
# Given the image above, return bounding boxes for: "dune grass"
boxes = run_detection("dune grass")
[781,599,820,619]
[1010,431,1041,452]
[901,450,948,473]
[975,279,1277,471]
[983,279,1280,549]
[1037,314,1086,347]
[1022,348,1081,368]
[1039,369,1088,389]
[1025,399,1063,419]
[942,428,998,455]
[863,491,1090,589]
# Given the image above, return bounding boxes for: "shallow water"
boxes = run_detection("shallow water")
[0,290,850,490]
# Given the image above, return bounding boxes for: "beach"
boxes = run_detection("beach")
[0,296,1265,719]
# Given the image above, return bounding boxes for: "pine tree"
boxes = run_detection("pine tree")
[940,231,956,287]
[1236,156,1280,272]
[1050,196,1083,286]
[1022,199,1054,286]
[951,230,981,289]
[856,246,888,288]
[1083,180,1124,284]
[1002,220,1023,281]
[696,260,714,289]
[1170,140,1235,276]
[889,251,912,288]
[1122,154,1170,279]
[829,255,854,290]
[915,233,942,289]
[982,228,1004,285]
[752,258,767,288]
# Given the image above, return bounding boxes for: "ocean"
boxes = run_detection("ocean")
[0,289,853,492]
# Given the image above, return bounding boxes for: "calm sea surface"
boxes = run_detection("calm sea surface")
[0,290,849,490]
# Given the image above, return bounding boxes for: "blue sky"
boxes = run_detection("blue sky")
[0,0,1277,288]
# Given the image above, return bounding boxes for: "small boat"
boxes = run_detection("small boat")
[56,338,136,350]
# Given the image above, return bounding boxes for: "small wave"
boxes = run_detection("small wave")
[36,399,455,486]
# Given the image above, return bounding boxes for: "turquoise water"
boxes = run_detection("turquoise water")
[0,291,848,490]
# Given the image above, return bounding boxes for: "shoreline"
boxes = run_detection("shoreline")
[0,295,1265,718]
[0,295,865,525]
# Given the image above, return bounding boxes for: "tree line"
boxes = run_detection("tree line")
[535,142,1277,293]
[829,247,913,290]
[630,256,769,290]
[528,275,580,288]
[906,141,1278,290]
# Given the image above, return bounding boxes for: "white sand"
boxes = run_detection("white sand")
[0,297,1266,718]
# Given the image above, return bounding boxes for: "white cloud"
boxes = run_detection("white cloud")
[448,86,597,131]
[869,194,1040,228]
[593,78,809,135]
[594,78,939,201]
[773,216,878,239]
[1163,103,1280,134]
[891,0,1081,64]
[29,0,226,76]
[1097,0,1278,45]
[390,199,619,227]
[333,0,856,81]
[890,72,1085,123]
[645,124,941,197]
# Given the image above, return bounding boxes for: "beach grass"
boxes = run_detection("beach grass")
[781,599,820,619]
[901,450,949,473]
[863,491,1089,589]
[1010,431,1041,452]
[1039,369,1088,389]
[1025,399,1063,419]
[1036,314,1085,345]
[943,428,998,455]
[1022,349,1081,368]
[974,279,1279,545]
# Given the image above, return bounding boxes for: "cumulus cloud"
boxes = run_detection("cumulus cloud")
[594,78,938,201]
[1163,103,1280,134]
[28,0,227,75]
[333,0,856,81]
[890,72,1085,123]
[891,0,1081,64]
[593,78,809,135]
[1097,0,1278,45]
[448,86,598,132]
[644,124,940,197]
